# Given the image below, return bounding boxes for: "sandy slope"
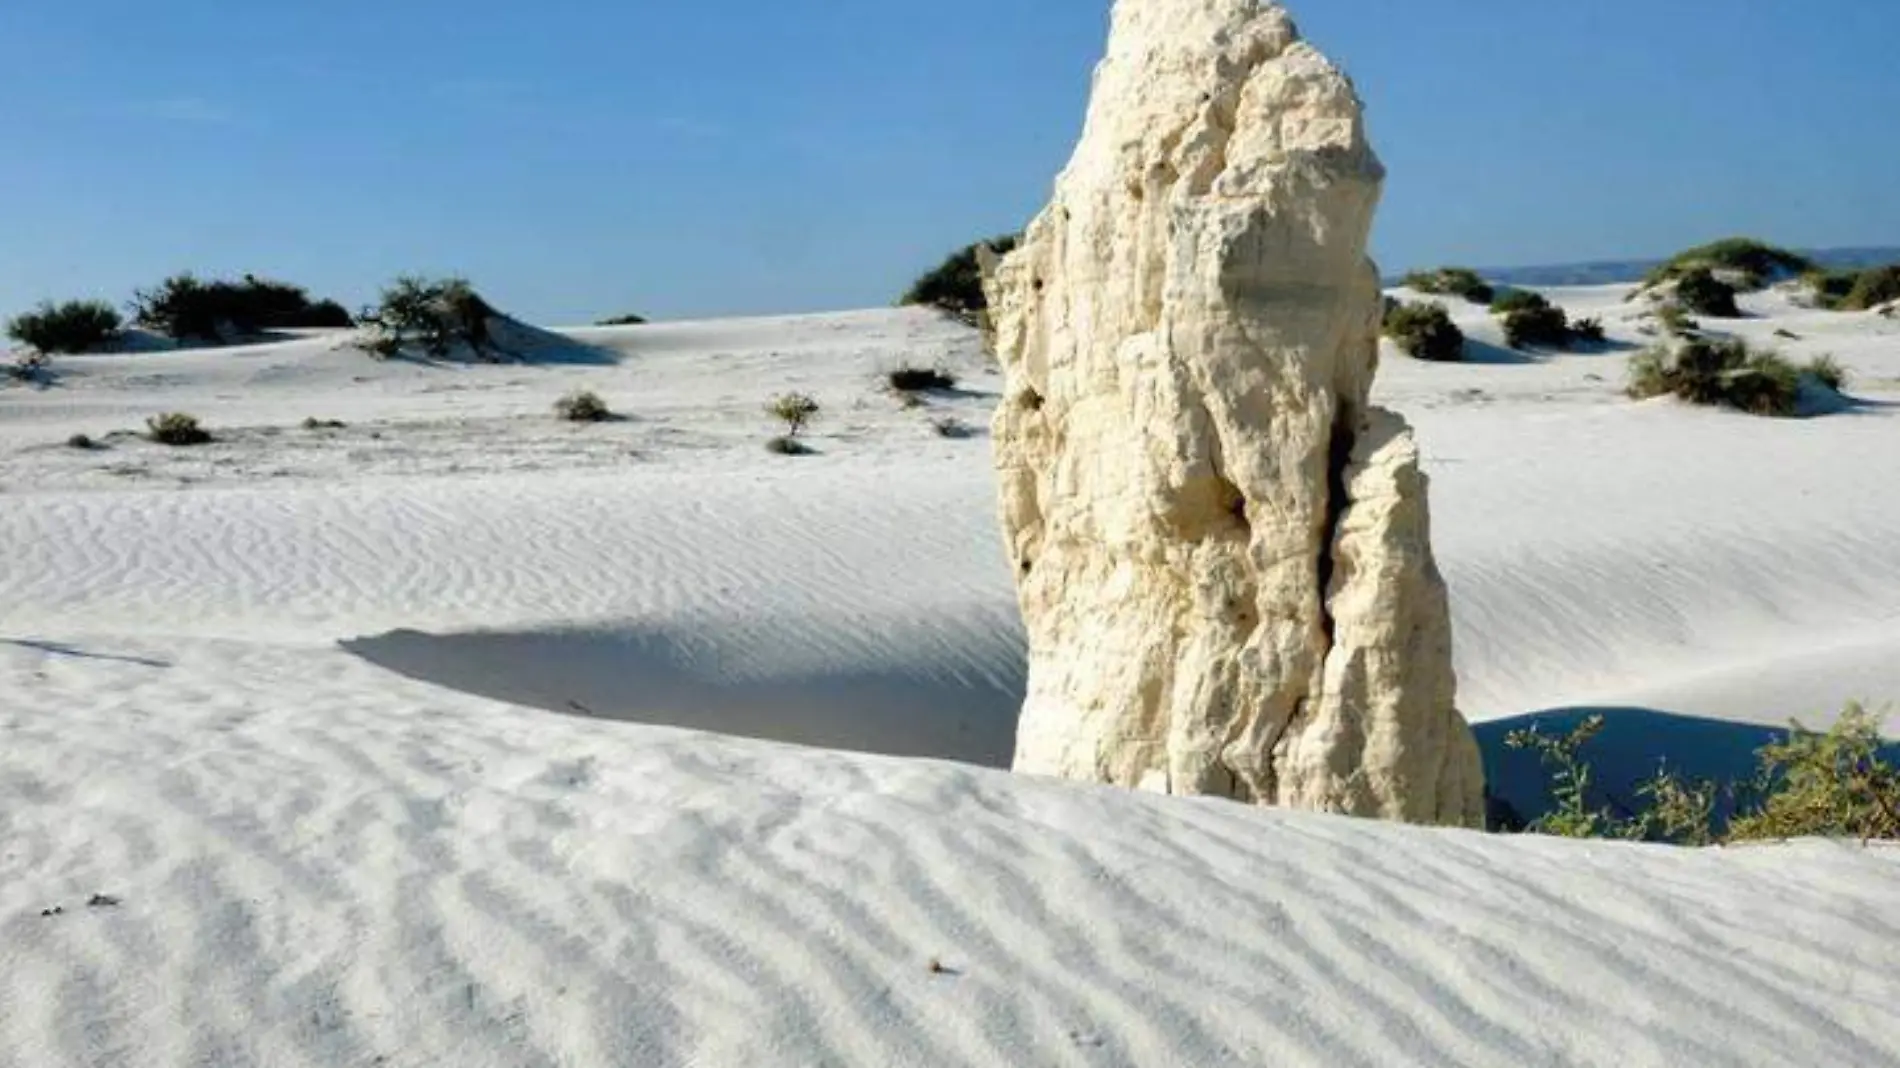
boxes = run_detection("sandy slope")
[4,294,1900,1065]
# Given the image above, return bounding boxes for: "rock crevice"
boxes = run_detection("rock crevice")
[984,0,1484,826]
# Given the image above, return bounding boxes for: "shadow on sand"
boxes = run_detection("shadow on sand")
[342,625,1023,768]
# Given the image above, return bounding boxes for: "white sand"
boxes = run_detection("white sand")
[4,292,1899,1065]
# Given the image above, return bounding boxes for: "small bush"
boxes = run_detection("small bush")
[132,274,351,342]
[1643,238,1814,292]
[887,365,958,392]
[555,390,613,423]
[1805,269,1860,310]
[1628,338,1800,417]
[767,392,821,438]
[1840,265,1900,312]
[1570,317,1606,344]
[1401,267,1494,305]
[1655,302,1700,337]
[1803,355,1847,392]
[6,300,123,354]
[358,276,499,360]
[302,417,347,430]
[1505,715,1615,838]
[1673,267,1741,318]
[900,234,1021,313]
[1382,301,1465,362]
[146,412,212,446]
[1503,305,1572,350]
[1489,289,1549,315]
[596,313,647,326]
[67,433,98,450]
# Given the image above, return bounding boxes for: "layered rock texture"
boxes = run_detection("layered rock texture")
[983,0,1484,826]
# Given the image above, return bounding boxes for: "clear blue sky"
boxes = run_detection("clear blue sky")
[2,1,1895,324]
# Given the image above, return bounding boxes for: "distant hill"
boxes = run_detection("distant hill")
[1389,247,1900,288]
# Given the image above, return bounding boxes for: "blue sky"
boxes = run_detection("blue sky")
[2,1,1895,324]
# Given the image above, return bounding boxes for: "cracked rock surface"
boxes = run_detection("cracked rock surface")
[984,0,1484,826]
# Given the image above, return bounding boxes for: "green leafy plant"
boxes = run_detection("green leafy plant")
[6,300,123,354]
[1505,715,1619,838]
[767,392,821,438]
[357,276,500,360]
[1629,338,1801,416]
[900,234,1021,313]
[1382,301,1466,362]
[146,412,212,446]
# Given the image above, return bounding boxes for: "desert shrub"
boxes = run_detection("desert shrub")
[1508,704,1898,845]
[358,276,498,360]
[132,274,352,341]
[302,417,347,430]
[1627,338,1800,416]
[1382,301,1465,362]
[1401,267,1494,305]
[1673,267,1741,318]
[1570,317,1606,343]
[900,234,1020,313]
[67,433,97,450]
[146,412,212,446]
[1643,238,1814,292]
[6,300,123,354]
[1489,289,1549,315]
[1805,269,1860,310]
[1655,302,1699,337]
[766,392,820,438]
[1803,355,1848,392]
[1503,304,1572,350]
[887,365,958,392]
[555,390,613,423]
[596,313,646,326]
[1840,265,1900,312]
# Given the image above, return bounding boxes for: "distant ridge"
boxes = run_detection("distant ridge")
[1389,246,1900,288]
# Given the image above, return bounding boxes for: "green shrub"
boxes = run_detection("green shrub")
[358,276,499,360]
[1840,265,1900,312]
[1805,269,1860,310]
[1642,238,1814,292]
[1382,301,1465,362]
[1570,317,1606,344]
[767,392,820,438]
[1508,704,1898,845]
[1655,302,1700,337]
[1401,267,1494,305]
[887,365,958,392]
[596,313,646,326]
[146,412,212,446]
[900,234,1020,313]
[1673,268,1741,318]
[555,390,613,422]
[6,300,123,353]
[1627,338,1801,416]
[1503,305,1572,350]
[1489,289,1550,315]
[132,274,352,341]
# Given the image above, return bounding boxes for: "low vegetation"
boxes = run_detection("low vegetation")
[1641,238,1815,292]
[301,417,347,430]
[146,412,212,446]
[1655,302,1700,338]
[132,274,351,342]
[596,313,646,326]
[1400,267,1494,305]
[1381,301,1465,362]
[900,234,1020,314]
[1488,289,1548,316]
[6,300,123,354]
[1809,264,1900,312]
[1507,705,1898,844]
[554,390,614,423]
[1672,267,1741,318]
[1626,338,1826,416]
[1570,317,1606,343]
[767,392,820,439]
[887,365,958,392]
[67,433,98,450]
[357,276,501,361]
[1502,304,1574,350]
